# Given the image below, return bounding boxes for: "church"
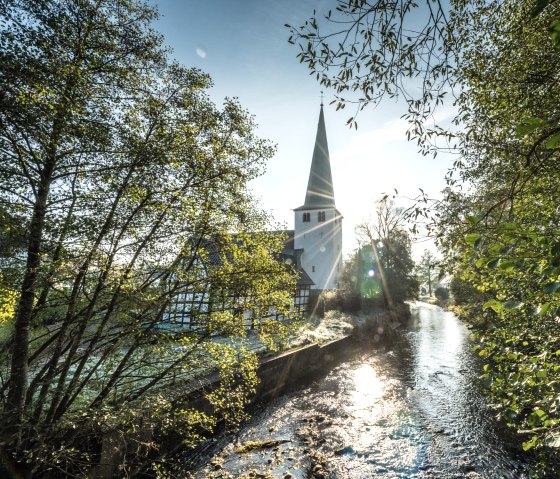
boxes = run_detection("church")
[282,103,343,296]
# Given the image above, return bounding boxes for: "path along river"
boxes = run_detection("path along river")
[186,302,536,478]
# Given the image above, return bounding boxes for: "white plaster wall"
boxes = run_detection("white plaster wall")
[294,208,343,290]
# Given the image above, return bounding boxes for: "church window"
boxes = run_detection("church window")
[303,212,310,222]
[312,265,315,272]
[318,211,326,222]
[320,232,323,238]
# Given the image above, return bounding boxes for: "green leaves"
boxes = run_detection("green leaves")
[483,299,504,313]
[487,258,501,269]
[543,281,560,294]
[530,0,551,18]
[286,0,454,146]
[0,1,300,473]
[515,117,552,137]
[465,232,481,246]
[503,301,524,310]
[543,131,560,148]
[534,303,552,315]
[429,0,560,467]
[498,260,515,272]
[549,20,560,49]
[522,435,539,451]
[483,299,523,312]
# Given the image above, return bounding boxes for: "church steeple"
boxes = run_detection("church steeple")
[300,105,335,209]
[294,103,343,291]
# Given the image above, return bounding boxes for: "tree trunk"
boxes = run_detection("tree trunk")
[428,265,433,296]
[5,161,55,435]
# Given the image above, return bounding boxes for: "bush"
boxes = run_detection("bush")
[449,275,486,305]
[434,287,450,301]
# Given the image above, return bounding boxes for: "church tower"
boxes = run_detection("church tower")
[294,104,343,290]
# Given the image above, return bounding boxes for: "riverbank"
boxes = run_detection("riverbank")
[93,304,411,478]
[170,303,537,479]
[156,303,412,478]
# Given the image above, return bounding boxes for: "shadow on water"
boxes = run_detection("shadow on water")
[179,302,538,478]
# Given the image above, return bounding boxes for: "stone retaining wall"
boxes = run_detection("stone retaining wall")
[94,335,358,477]
[255,335,357,401]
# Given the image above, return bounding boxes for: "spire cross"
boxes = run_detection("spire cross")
[320,90,324,106]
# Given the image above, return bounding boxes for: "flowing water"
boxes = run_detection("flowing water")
[186,303,536,478]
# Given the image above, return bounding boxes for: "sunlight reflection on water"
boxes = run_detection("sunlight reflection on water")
[187,304,535,479]
[351,363,383,409]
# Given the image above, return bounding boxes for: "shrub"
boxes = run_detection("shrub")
[434,287,450,301]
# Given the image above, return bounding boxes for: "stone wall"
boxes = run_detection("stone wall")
[94,306,412,477]
[256,335,357,401]
[93,336,357,478]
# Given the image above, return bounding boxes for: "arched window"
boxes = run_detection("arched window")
[318,211,326,222]
[303,212,311,222]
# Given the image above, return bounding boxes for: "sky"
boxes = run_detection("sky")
[152,0,452,259]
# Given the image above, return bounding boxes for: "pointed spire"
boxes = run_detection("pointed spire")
[301,104,335,208]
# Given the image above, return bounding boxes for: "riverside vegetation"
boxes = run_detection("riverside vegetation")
[289,0,560,473]
[0,1,299,476]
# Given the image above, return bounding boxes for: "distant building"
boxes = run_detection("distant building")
[162,233,314,330]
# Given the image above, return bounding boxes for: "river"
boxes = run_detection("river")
[181,302,535,478]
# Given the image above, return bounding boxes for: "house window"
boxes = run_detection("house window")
[318,211,326,222]
[303,212,310,222]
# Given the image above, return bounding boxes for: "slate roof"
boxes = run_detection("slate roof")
[295,105,336,211]
[194,231,314,287]
[277,230,314,286]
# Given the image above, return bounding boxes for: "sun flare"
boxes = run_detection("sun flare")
[351,364,384,409]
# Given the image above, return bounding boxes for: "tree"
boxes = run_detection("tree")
[0,1,296,475]
[431,0,560,459]
[289,0,560,468]
[416,250,439,297]
[449,274,487,307]
[287,0,455,151]
[353,198,418,306]
[434,286,449,301]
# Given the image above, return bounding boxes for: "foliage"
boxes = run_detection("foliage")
[432,0,560,462]
[340,245,382,305]
[287,0,455,152]
[0,0,297,476]
[343,198,418,308]
[415,250,439,296]
[289,0,560,470]
[433,287,449,301]
[449,275,487,307]
[0,274,17,325]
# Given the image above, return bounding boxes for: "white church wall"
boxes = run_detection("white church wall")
[294,208,342,290]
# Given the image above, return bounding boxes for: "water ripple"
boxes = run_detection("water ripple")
[189,304,535,478]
